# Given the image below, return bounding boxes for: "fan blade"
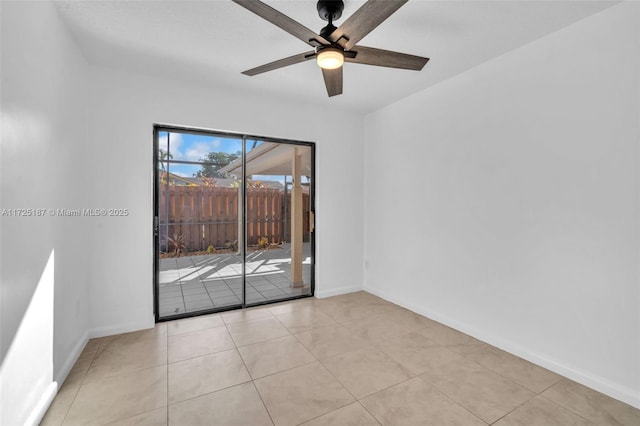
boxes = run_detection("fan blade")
[329,0,408,50]
[322,67,343,97]
[232,0,330,47]
[347,46,429,70]
[242,51,316,76]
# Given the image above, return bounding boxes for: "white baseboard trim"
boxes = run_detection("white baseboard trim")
[89,315,155,338]
[364,285,640,409]
[25,382,57,426]
[55,330,89,386]
[315,285,362,299]
[25,331,89,426]
[26,316,155,425]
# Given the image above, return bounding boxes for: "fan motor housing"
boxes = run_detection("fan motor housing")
[317,0,344,22]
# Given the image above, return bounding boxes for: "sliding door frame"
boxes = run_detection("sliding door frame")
[152,124,316,322]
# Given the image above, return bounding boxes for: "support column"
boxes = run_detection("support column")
[237,182,243,256]
[290,148,303,287]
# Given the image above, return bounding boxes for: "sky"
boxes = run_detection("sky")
[158,131,285,183]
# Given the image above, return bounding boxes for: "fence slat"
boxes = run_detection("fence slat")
[160,185,303,252]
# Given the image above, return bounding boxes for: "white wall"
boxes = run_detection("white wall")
[0,1,364,421]
[86,66,364,335]
[363,2,640,408]
[0,1,90,424]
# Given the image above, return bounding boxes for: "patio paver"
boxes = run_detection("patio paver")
[158,243,311,318]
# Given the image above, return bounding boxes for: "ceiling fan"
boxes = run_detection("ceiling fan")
[232,0,429,97]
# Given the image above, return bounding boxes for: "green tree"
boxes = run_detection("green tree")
[195,151,241,178]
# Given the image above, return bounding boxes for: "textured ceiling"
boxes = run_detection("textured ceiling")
[54,0,618,113]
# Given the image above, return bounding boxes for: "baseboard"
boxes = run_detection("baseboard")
[315,284,362,299]
[55,330,90,386]
[24,330,89,426]
[89,315,156,338]
[25,317,155,424]
[364,285,640,409]
[25,382,57,426]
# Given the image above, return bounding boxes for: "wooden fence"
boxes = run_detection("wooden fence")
[158,186,309,252]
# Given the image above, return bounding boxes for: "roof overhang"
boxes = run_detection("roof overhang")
[220,143,311,177]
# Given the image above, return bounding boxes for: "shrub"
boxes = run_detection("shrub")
[167,233,186,257]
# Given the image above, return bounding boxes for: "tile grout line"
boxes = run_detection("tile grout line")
[356,400,384,426]
[307,308,494,424]
[176,260,187,316]
[488,396,530,425]
[57,344,99,426]
[433,348,558,424]
[274,313,379,425]
[250,380,277,426]
[536,380,602,425]
[232,330,277,426]
[429,379,491,425]
[158,257,183,317]
[193,256,216,309]
[57,293,632,425]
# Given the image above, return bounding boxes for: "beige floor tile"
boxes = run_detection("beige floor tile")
[329,291,373,303]
[352,292,397,305]
[168,325,235,363]
[361,375,486,426]
[222,306,274,324]
[342,314,411,343]
[62,352,95,388]
[89,335,117,358]
[65,365,167,425]
[376,308,439,332]
[417,323,482,346]
[168,348,251,404]
[55,294,640,426]
[40,384,80,426]
[454,345,561,393]
[295,325,369,359]
[300,402,379,426]
[494,395,595,426]
[541,380,640,426]
[168,382,272,426]
[420,358,534,424]
[267,298,319,315]
[238,335,316,379]
[110,323,167,346]
[85,336,167,382]
[107,407,168,426]
[273,307,337,334]
[167,313,224,335]
[226,317,291,347]
[317,303,375,323]
[445,341,494,356]
[80,338,103,357]
[375,331,464,375]
[254,362,354,426]
[321,347,413,398]
[359,302,404,317]
[314,294,353,304]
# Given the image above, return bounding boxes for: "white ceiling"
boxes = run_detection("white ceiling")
[54,0,618,113]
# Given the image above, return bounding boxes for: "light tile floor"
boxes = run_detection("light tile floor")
[42,292,640,426]
[158,243,311,318]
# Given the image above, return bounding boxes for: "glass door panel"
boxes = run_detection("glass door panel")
[155,127,314,320]
[156,130,243,319]
[244,140,313,305]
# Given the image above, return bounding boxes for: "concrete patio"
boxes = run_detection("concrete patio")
[158,243,311,317]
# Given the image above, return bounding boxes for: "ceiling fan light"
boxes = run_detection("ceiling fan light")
[316,48,344,70]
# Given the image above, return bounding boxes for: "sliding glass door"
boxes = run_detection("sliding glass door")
[154,127,314,321]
